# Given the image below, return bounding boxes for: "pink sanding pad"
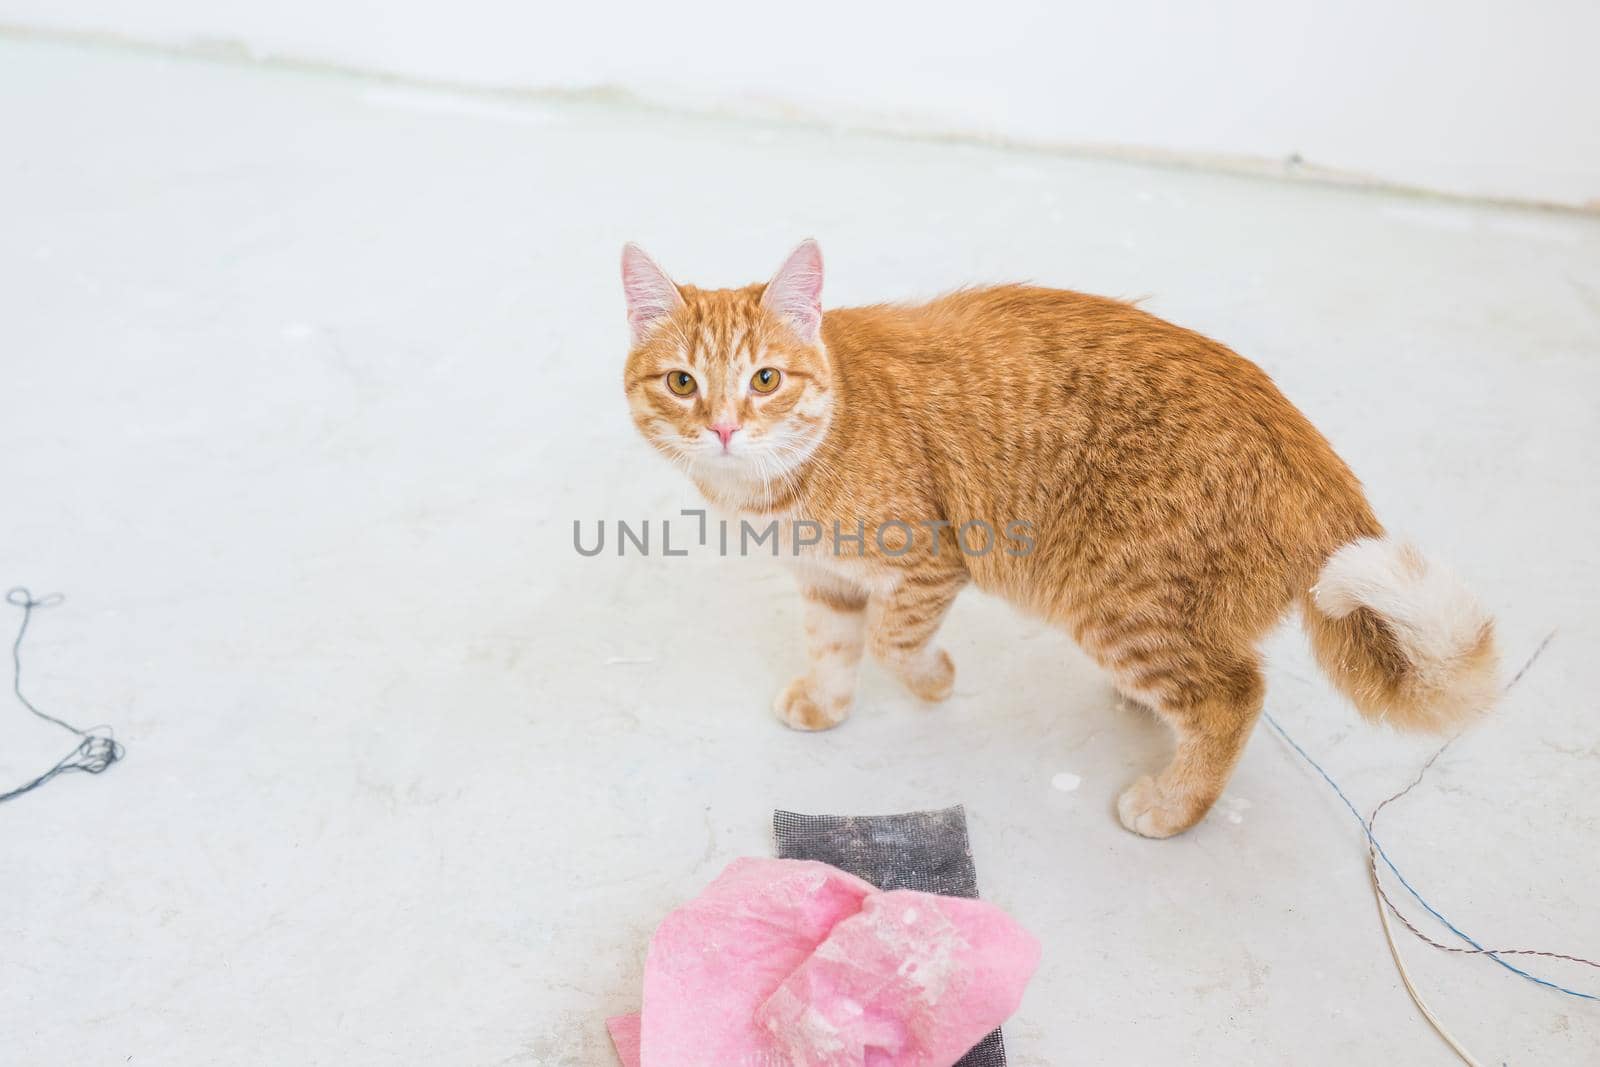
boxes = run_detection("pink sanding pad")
[609,858,1038,1066]
[605,1013,642,1066]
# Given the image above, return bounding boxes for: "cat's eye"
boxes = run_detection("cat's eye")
[665,371,697,397]
[751,368,782,394]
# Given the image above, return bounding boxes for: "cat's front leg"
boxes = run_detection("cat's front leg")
[774,581,869,731]
[869,569,967,702]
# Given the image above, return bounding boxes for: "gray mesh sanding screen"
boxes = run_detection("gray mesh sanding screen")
[771,806,1008,1067]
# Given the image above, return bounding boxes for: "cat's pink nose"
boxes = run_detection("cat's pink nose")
[710,422,741,449]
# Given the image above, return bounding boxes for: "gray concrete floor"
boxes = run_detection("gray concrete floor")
[2,34,1598,1066]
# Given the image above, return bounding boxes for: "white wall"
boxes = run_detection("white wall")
[7,0,1598,208]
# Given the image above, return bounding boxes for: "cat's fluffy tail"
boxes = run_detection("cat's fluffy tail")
[1303,536,1498,732]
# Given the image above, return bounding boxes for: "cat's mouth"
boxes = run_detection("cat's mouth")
[689,447,781,486]
[698,449,756,471]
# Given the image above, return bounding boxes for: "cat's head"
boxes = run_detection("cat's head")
[620,241,834,496]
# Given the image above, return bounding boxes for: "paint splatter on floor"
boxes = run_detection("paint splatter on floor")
[1219,796,1252,825]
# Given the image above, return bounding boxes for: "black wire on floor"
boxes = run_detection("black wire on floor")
[1,587,124,805]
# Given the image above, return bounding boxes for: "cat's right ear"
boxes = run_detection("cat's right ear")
[621,243,685,344]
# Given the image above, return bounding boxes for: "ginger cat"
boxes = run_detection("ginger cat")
[620,240,1498,838]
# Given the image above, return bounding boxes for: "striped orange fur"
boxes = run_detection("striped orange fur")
[621,241,1499,837]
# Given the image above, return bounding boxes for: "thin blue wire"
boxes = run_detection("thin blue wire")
[1262,710,1597,1002]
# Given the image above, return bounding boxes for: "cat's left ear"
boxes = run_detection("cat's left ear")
[761,239,824,344]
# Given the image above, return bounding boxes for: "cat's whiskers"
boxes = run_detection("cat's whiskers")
[768,434,837,494]
[753,442,802,508]
[655,439,703,483]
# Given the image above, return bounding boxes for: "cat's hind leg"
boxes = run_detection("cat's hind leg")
[1111,646,1265,838]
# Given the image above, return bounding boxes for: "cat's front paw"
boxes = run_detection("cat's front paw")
[773,676,851,732]
[896,648,956,703]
